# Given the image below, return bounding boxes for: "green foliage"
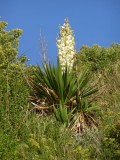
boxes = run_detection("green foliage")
[0,21,29,124]
[0,21,29,160]
[53,101,75,126]
[75,69,98,109]
[1,20,120,160]
[29,62,99,132]
[31,62,77,104]
[100,120,120,160]
[0,21,22,68]
[78,44,120,71]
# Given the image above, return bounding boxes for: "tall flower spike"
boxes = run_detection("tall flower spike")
[56,18,76,72]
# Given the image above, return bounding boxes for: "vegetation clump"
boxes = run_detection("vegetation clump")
[0,19,120,160]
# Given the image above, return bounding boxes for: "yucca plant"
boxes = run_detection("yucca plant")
[53,101,75,127]
[29,17,100,129]
[70,99,100,133]
[29,62,76,114]
[29,60,100,133]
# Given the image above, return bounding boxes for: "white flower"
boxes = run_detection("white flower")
[56,18,76,72]
[61,26,65,29]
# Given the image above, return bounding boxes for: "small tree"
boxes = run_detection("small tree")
[0,21,29,123]
[0,21,22,68]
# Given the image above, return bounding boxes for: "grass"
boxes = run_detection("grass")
[0,61,120,160]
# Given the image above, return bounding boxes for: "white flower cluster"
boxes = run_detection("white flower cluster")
[56,18,76,72]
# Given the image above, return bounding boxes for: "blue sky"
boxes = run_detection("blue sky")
[1,0,120,65]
